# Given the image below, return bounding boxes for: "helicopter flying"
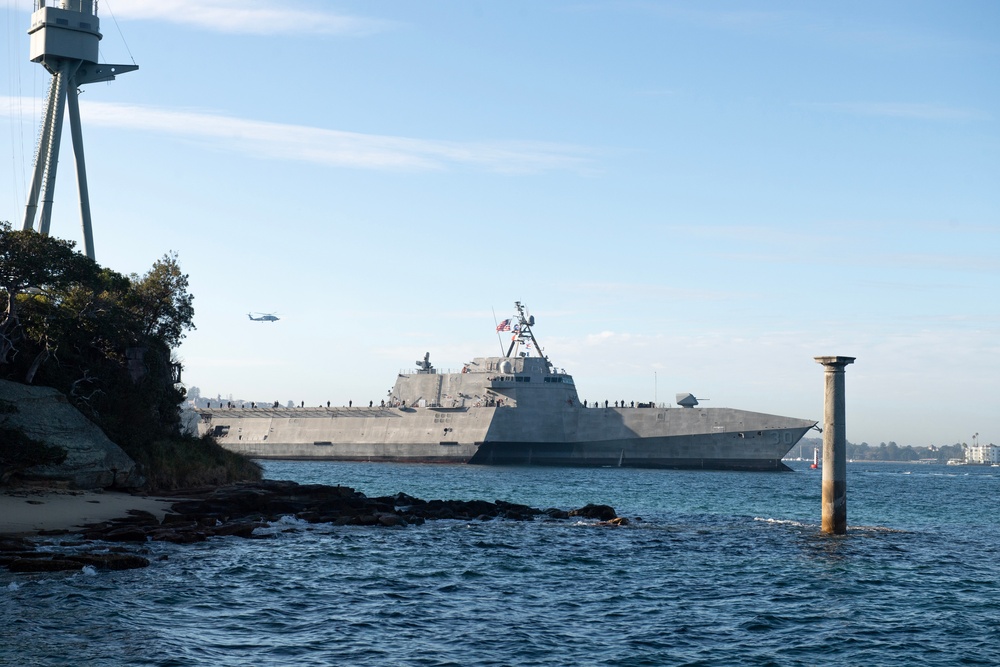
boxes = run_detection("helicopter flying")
[248,312,280,322]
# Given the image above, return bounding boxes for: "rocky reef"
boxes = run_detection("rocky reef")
[0,479,628,573]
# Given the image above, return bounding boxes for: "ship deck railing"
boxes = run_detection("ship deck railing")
[397,367,486,376]
[197,406,403,418]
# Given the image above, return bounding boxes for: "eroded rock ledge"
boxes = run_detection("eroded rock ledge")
[0,380,142,489]
[1,480,628,573]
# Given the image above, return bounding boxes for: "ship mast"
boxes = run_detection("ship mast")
[504,301,552,371]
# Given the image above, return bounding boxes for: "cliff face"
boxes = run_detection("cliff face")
[0,380,143,489]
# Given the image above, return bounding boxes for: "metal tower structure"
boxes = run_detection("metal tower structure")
[21,0,137,260]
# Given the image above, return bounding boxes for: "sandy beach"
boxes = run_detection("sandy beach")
[0,488,178,536]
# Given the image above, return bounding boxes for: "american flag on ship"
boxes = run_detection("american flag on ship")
[496,319,511,332]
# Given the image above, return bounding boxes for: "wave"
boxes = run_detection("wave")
[753,517,811,528]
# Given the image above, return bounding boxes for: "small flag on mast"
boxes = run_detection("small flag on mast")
[496,319,511,332]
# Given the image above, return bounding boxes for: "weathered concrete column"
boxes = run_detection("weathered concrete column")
[814,356,855,535]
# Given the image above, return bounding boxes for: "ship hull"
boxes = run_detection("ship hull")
[469,441,793,471]
[195,405,812,472]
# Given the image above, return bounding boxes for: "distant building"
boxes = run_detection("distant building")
[966,443,1000,465]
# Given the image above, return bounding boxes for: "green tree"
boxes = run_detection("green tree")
[126,252,195,348]
[0,222,99,366]
[885,441,900,460]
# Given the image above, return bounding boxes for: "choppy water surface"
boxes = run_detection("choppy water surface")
[4,461,1000,666]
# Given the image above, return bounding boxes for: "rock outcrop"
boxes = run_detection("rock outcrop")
[1,480,628,573]
[72,480,627,544]
[0,380,142,489]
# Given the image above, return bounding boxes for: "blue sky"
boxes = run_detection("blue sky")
[2,0,998,447]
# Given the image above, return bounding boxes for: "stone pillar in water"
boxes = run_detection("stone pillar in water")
[814,356,855,535]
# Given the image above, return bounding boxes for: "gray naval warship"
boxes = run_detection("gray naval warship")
[196,303,816,470]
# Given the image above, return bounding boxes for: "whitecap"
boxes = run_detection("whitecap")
[6,581,19,591]
[249,514,307,536]
[753,517,810,528]
[81,565,98,577]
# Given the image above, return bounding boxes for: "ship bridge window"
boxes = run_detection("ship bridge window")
[515,376,531,383]
[544,377,563,383]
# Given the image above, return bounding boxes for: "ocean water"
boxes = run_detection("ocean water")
[3,461,1000,666]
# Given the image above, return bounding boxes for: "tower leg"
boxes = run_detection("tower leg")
[67,83,95,260]
[37,60,79,237]
[22,72,63,231]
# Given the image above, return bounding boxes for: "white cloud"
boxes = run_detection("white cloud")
[1,96,593,173]
[104,0,392,36]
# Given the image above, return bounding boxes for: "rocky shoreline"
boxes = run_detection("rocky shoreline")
[1,479,627,574]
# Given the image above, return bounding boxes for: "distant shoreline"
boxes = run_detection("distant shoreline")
[785,459,988,465]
